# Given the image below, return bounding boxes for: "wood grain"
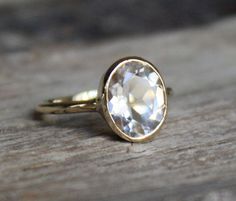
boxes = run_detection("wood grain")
[0,17,236,201]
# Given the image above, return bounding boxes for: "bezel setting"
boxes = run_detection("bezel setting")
[98,57,168,142]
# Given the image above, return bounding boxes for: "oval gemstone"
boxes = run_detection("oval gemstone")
[107,59,166,138]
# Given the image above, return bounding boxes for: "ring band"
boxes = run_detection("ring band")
[36,57,172,142]
[36,90,98,114]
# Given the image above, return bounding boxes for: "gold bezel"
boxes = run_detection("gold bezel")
[98,56,168,143]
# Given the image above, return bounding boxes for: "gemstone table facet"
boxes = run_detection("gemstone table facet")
[107,59,166,139]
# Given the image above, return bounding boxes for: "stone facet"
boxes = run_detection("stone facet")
[107,59,166,138]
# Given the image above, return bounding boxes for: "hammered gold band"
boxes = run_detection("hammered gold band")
[36,90,98,114]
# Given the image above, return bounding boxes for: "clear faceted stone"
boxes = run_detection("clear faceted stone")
[107,60,166,138]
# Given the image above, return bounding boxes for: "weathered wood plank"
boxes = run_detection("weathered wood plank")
[0,17,236,201]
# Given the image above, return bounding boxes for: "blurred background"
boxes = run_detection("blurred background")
[1,1,236,201]
[0,0,236,52]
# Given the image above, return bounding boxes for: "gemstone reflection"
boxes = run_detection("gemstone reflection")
[107,59,166,138]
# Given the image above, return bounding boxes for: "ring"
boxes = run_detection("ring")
[36,57,172,142]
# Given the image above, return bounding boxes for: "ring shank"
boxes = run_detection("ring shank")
[36,90,97,114]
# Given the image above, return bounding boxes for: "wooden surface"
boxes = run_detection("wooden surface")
[0,17,236,201]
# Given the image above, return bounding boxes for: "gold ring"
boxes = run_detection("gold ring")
[36,56,172,142]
